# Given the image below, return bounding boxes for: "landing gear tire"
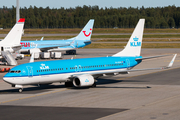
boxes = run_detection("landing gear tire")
[66,50,76,55]
[91,83,96,88]
[65,81,73,87]
[19,88,23,93]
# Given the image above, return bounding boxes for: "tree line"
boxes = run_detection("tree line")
[0,5,180,28]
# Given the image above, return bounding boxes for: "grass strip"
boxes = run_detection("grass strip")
[84,43,180,48]
[1,28,180,34]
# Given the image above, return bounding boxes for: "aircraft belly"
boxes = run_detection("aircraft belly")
[48,48,75,52]
[4,77,30,85]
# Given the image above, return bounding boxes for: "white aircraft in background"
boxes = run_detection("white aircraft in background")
[0,18,25,55]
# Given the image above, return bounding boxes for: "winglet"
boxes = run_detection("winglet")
[40,37,44,41]
[29,52,35,63]
[167,54,177,68]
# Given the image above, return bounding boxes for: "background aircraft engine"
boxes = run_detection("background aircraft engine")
[73,74,94,87]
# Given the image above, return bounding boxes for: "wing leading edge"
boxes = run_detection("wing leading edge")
[70,54,177,78]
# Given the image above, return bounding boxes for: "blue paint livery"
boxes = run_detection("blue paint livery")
[4,56,142,78]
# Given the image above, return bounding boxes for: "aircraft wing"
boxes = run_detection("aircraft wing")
[12,44,22,49]
[11,44,23,51]
[119,54,176,73]
[37,43,70,51]
[70,54,177,78]
[38,40,76,51]
[135,54,170,61]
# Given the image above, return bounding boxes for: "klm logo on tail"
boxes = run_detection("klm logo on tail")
[130,36,141,47]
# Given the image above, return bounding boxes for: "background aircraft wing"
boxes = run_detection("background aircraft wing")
[37,43,70,51]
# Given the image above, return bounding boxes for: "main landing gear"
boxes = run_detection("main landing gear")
[66,50,76,55]
[91,82,96,88]
[65,81,74,87]
[65,81,97,88]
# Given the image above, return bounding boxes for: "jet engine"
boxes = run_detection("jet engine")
[73,74,94,87]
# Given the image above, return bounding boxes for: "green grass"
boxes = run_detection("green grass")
[84,43,180,48]
[1,28,180,48]
[92,34,180,38]
[18,34,180,41]
[1,28,180,34]
[93,39,180,42]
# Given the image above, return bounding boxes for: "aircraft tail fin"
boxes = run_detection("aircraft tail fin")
[113,19,145,57]
[70,19,94,41]
[1,18,25,46]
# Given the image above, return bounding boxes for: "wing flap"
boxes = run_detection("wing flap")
[135,54,170,61]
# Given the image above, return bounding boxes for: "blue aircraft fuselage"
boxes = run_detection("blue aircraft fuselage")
[4,56,142,85]
[20,40,91,50]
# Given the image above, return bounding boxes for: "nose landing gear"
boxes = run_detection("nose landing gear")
[12,85,23,93]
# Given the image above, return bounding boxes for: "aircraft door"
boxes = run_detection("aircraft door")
[75,65,82,72]
[26,66,33,77]
[1,47,4,51]
[126,59,130,69]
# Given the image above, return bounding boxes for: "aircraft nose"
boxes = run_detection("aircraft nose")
[3,77,13,84]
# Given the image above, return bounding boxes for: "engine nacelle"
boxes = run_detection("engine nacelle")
[73,74,94,87]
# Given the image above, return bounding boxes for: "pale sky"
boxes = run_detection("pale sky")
[1,0,179,9]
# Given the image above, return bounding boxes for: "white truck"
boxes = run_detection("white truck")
[40,52,50,59]
[50,52,62,59]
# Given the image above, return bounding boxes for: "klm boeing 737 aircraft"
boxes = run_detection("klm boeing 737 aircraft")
[3,19,177,92]
[19,19,94,54]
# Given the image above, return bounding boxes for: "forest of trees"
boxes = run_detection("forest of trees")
[0,5,180,28]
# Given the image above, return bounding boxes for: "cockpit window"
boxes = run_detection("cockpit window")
[10,71,15,73]
[9,70,21,73]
